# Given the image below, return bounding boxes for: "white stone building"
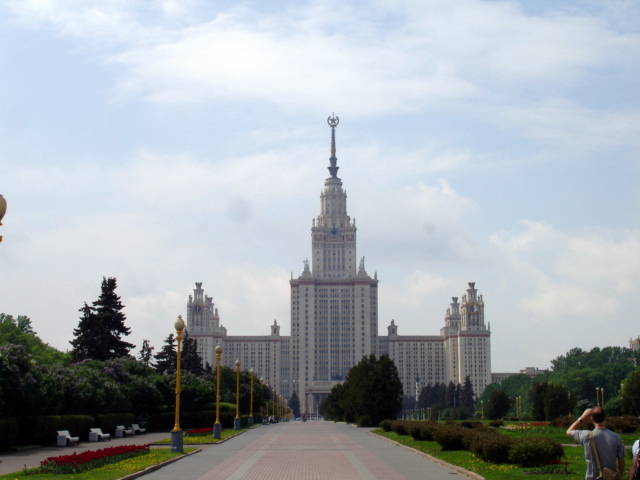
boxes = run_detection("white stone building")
[186,117,492,415]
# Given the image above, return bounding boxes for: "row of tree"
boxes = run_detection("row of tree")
[478,346,640,420]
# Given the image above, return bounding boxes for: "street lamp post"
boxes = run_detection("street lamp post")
[596,387,601,406]
[249,369,255,426]
[171,315,185,453]
[234,359,241,430]
[214,344,223,439]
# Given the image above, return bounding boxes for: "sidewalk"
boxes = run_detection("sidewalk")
[0,430,170,475]
[141,421,465,480]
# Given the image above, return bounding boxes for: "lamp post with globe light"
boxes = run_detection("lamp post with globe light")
[214,344,223,439]
[171,315,185,453]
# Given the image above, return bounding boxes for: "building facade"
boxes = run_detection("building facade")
[186,116,492,415]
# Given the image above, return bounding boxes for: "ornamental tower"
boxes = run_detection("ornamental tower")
[290,115,379,415]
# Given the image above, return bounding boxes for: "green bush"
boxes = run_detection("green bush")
[460,420,483,429]
[391,421,409,436]
[606,416,640,433]
[476,434,515,464]
[419,421,440,441]
[433,425,467,451]
[488,419,504,428]
[379,420,393,432]
[409,424,422,440]
[508,436,563,467]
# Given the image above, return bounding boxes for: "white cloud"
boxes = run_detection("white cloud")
[491,222,640,324]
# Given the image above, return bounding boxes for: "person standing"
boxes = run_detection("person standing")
[567,407,624,480]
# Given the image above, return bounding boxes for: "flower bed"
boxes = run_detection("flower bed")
[39,444,150,474]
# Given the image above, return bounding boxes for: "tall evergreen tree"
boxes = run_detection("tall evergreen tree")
[137,339,155,367]
[460,375,476,412]
[70,277,134,361]
[154,333,176,375]
[289,390,301,418]
[181,331,204,376]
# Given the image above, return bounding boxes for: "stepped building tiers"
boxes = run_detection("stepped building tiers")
[186,116,492,415]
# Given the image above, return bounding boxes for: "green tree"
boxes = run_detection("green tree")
[137,339,154,367]
[460,375,475,412]
[289,390,301,418]
[154,334,176,375]
[181,331,204,376]
[321,354,402,426]
[488,390,511,419]
[0,313,68,365]
[70,278,134,361]
[622,369,640,415]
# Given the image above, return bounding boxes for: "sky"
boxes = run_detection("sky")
[0,0,639,373]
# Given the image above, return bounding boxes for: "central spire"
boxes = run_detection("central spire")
[327,114,339,178]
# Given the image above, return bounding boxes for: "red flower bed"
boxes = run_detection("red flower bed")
[40,444,150,474]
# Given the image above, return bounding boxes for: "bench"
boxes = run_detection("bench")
[56,430,80,447]
[131,424,146,435]
[115,425,134,437]
[89,428,111,442]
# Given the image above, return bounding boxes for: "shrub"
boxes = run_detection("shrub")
[488,419,504,428]
[606,416,640,434]
[508,436,563,467]
[0,417,19,450]
[419,421,440,441]
[391,421,409,436]
[476,434,515,464]
[409,424,423,440]
[460,420,483,429]
[379,420,393,432]
[433,425,467,451]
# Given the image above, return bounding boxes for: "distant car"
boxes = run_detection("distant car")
[296,417,302,421]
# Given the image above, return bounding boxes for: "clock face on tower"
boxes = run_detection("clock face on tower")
[469,304,478,313]
[194,305,202,313]
[330,228,338,237]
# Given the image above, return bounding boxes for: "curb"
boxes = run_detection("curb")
[118,448,202,480]
[369,432,485,480]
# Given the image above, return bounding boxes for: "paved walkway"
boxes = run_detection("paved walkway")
[143,421,465,480]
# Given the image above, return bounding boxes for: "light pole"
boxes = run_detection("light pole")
[171,315,185,453]
[0,194,6,243]
[214,344,223,439]
[249,369,255,426]
[234,359,241,430]
[596,387,601,406]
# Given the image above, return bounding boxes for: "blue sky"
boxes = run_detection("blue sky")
[0,0,638,373]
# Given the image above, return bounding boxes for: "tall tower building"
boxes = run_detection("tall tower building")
[290,115,379,413]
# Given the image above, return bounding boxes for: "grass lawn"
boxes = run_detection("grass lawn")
[152,427,248,444]
[0,448,197,480]
[373,429,587,480]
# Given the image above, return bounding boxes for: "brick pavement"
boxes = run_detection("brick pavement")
[142,421,468,480]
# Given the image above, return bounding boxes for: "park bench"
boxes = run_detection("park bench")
[56,430,80,447]
[131,423,146,435]
[88,428,111,442]
[115,425,134,437]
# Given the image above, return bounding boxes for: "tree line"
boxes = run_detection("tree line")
[0,278,273,419]
[478,346,640,420]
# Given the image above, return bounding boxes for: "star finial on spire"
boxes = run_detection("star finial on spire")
[327,113,340,178]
